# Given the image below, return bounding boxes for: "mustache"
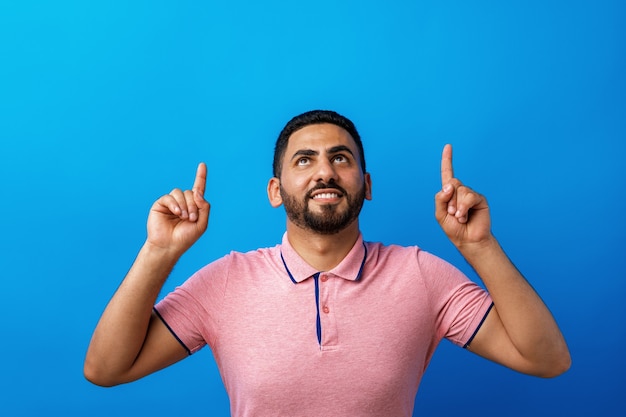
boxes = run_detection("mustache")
[306,182,347,199]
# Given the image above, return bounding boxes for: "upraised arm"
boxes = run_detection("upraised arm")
[84,163,210,386]
[434,145,571,377]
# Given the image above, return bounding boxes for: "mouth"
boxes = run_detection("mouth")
[313,192,340,200]
[309,188,344,201]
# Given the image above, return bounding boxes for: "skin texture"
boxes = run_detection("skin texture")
[435,144,570,376]
[267,124,372,271]
[84,125,570,388]
[83,164,209,386]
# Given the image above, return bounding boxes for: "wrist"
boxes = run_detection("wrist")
[457,235,501,262]
[140,241,182,268]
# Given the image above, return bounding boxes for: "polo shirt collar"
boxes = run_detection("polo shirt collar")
[279,232,368,284]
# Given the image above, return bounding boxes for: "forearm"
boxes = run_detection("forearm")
[84,243,179,384]
[460,237,570,370]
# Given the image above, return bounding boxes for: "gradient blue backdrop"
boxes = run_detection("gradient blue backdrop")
[1,1,624,416]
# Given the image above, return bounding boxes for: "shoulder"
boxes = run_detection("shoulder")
[197,244,282,276]
[364,240,421,264]
[366,240,458,267]
[364,240,467,284]
[361,241,423,283]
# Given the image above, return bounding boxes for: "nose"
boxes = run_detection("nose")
[315,158,338,183]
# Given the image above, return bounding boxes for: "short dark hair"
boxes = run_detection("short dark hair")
[272,110,366,178]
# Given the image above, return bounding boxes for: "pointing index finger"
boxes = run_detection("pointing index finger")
[441,144,454,186]
[193,162,207,197]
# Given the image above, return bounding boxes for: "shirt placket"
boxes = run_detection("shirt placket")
[317,272,339,350]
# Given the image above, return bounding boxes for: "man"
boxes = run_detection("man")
[84,110,570,416]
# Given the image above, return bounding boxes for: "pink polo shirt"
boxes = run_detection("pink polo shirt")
[155,233,493,416]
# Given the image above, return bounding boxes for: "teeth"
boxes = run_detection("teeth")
[314,193,339,199]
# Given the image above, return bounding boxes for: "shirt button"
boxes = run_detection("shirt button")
[323,306,330,314]
[321,274,328,282]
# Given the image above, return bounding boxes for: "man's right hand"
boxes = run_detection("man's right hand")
[84,162,210,387]
[146,162,210,257]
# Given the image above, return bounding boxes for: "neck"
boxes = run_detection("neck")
[285,220,361,271]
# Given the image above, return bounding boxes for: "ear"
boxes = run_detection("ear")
[267,177,283,208]
[364,172,372,201]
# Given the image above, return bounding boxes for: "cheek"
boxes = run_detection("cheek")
[282,176,310,193]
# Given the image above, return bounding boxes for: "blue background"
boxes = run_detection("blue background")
[1,1,624,415]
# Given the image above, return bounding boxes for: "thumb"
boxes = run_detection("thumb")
[193,189,211,230]
[434,184,454,222]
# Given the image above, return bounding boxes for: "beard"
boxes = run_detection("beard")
[280,181,366,235]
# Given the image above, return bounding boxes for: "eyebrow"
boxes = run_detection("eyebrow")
[290,149,318,161]
[328,145,355,158]
[290,145,356,162]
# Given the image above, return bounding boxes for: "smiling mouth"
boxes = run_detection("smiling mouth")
[313,192,341,200]
[308,184,346,201]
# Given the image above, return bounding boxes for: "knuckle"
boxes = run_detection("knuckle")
[169,188,184,200]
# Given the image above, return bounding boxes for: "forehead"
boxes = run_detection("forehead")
[286,123,358,153]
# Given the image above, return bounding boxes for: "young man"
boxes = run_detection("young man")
[84,110,570,416]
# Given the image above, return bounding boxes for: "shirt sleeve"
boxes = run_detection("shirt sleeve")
[417,249,493,348]
[154,255,230,354]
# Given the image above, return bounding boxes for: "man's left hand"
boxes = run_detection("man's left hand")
[435,144,492,250]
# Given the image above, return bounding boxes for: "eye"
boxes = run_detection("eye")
[296,157,310,166]
[332,154,348,163]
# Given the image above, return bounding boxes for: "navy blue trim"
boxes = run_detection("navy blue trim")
[463,302,495,349]
[153,307,192,355]
[280,251,298,284]
[313,273,321,346]
[354,241,368,281]
[281,241,368,347]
